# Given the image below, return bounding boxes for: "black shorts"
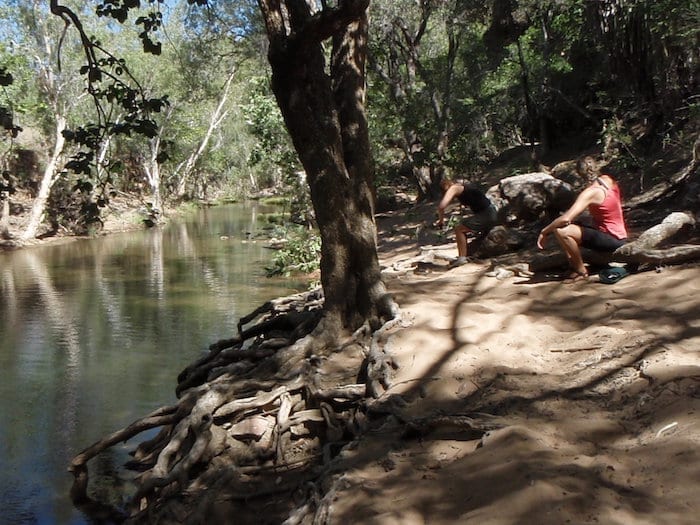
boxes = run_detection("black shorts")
[581,226,626,252]
[460,205,498,234]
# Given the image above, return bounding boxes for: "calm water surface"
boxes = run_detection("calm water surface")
[0,203,306,524]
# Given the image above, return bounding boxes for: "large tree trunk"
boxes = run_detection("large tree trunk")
[262,0,396,335]
[68,4,402,522]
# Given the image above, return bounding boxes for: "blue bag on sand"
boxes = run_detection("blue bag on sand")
[599,266,629,284]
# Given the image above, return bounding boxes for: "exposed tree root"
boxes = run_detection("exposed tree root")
[68,156,698,522]
[68,286,434,523]
[278,410,506,525]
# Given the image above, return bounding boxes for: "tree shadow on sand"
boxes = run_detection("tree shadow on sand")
[68,245,700,524]
[324,263,700,524]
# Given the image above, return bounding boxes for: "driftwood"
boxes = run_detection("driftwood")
[618,211,697,251]
[389,209,697,275]
[482,144,699,267]
[481,147,700,272]
[624,135,700,209]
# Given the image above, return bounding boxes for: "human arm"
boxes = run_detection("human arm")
[436,185,462,227]
[537,186,604,249]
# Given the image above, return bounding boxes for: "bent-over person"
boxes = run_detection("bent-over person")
[437,179,498,267]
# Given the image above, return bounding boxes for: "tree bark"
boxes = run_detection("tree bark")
[21,115,66,240]
[63,4,402,522]
[144,106,175,216]
[260,0,396,335]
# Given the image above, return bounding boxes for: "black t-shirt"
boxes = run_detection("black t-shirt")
[457,183,491,214]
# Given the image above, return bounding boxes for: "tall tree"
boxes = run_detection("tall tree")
[5,0,87,240]
[61,5,403,520]
[257,0,397,337]
[370,0,436,197]
[370,0,485,197]
[44,0,397,331]
[171,61,237,199]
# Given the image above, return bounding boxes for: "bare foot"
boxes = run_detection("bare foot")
[564,270,589,283]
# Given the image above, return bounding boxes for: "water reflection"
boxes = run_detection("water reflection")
[0,203,305,524]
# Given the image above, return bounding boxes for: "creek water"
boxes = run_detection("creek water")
[0,203,307,524]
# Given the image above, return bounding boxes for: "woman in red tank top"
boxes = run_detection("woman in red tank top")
[537,156,628,282]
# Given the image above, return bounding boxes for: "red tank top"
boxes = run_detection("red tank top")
[588,178,627,240]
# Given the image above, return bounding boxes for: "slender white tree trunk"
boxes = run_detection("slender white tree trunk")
[143,104,178,215]
[173,64,236,198]
[96,116,120,182]
[0,187,9,239]
[144,135,163,213]
[21,115,66,240]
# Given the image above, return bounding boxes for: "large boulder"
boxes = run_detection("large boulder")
[486,172,576,223]
[477,225,527,257]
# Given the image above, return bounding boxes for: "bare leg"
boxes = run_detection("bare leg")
[553,224,586,275]
[455,224,472,257]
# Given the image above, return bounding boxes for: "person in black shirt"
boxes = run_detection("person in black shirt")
[436,179,498,267]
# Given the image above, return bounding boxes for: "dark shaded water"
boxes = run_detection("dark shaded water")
[0,203,306,524]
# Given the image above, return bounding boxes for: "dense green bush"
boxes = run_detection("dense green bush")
[265,225,321,277]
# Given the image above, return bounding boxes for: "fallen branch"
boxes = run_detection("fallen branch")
[624,136,699,209]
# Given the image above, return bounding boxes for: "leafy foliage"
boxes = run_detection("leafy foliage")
[0,0,696,239]
[242,76,298,188]
[46,173,104,235]
[0,66,21,138]
[265,225,321,277]
[368,0,699,191]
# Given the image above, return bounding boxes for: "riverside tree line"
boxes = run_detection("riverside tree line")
[0,0,696,242]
